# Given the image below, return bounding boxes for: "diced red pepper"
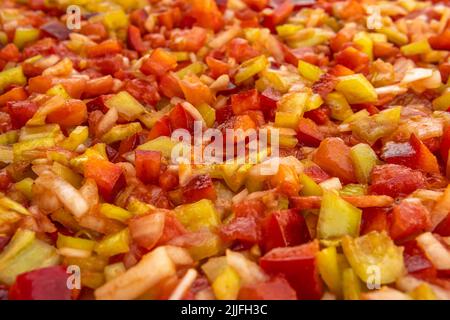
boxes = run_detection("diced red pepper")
[182,174,216,203]
[84,158,125,202]
[335,46,369,73]
[0,44,20,62]
[304,106,331,125]
[158,7,182,30]
[329,64,355,77]
[190,0,224,32]
[262,0,294,31]
[87,39,122,58]
[283,45,318,66]
[148,115,172,140]
[124,78,160,107]
[135,150,161,185]
[260,87,280,121]
[0,87,28,107]
[130,9,148,32]
[170,27,207,52]
[312,137,357,184]
[127,25,146,53]
[360,207,390,235]
[47,99,87,128]
[390,200,431,242]
[238,276,297,300]
[428,29,450,51]
[179,75,215,106]
[261,209,310,252]
[140,48,178,77]
[86,95,111,113]
[8,266,71,300]
[369,164,426,198]
[296,117,324,147]
[159,73,183,99]
[227,38,259,63]
[434,213,450,237]
[83,76,114,99]
[169,104,195,132]
[260,240,323,300]
[205,56,230,79]
[6,100,39,129]
[231,89,260,115]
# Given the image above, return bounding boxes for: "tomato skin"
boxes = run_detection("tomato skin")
[220,216,261,244]
[182,174,216,203]
[135,150,161,185]
[238,276,297,300]
[390,200,431,241]
[260,240,323,300]
[296,117,324,147]
[8,266,71,300]
[369,164,426,198]
[6,100,39,129]
[231,89,260,115]
[261,209,310,253]
[84,158,125,202]
[47,99,87,128]
[312,138,357,184]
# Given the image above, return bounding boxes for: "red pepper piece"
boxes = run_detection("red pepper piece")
[390,200,431,241]
[304,106,331,125]
[231,89,260,115]
[260,240,323,300]
[296,117,324,147]
[360,207,390,235]
[148,115,172,140]
[124,78,160,107]
[182,174,216,203]
[262,0,294,31]
[84,158,125,202]
[127,25,146,53]
[6,100,39,129]
[335,46,369,73]
[8,266,71,300]
[169,104,194,132]
[429,29,450,51]
[140,48,177,77]
[135,150,161,185]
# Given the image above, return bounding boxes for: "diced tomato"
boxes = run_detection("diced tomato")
[0,44,20,62]
[87,39,122,58]
[141,48,177,77]
[83,76,114,99]
[170,27,207,52]
[47,99,87,128]
[220,216,261,244]
[80,22,107,41]
[148,115,172,140]
[233,199,266,219]
[403,240,437,279]
[159,73,184,99]
[124,78,160,107]
[390,200,431,241]
[410,134,439,173]
[0,87,27,107]
[373,42,399,59]
[8,266,71,300]
[312,137,357,184]
[227,38,259,63]
[84,158,125,202]
[335,47,369,73]
[135,150,161,185]
[261,209,310,252]
[262,0,294,31]
[86,95,111,113]
[54,78,87,99]
[428,29,450,51]
[304,106,331,125]
[369,164,426,198]
[260,240,323,300]
[205,56,230,79]
[182,174,216,203]
[296,117,324,147]
[238,276,297,300]
[312,73,337,99]
[158,169,179,191]
[6,100,39,128]
[231,89,260,115]
[28,75,53,94]
[127,25,146,53]
[169,104,194,132]
[190,0,224,32]
[360,207,390,235]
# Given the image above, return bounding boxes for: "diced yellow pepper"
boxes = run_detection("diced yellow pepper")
[335,74,378,104]
[377,26,408,46]
[57,233,96,252]
[368,33,387,43]
[137,136,179,158]
[400,39,431,56]
[339,184,367,196]
[317,191,362,240]
[220,163,252,193]
[13,27,40,50]
[432,90,450,111]
[409,283,437,300]
[0,66,27,94]
[350,143,378,184]
[354,32,373,61]
[95,228,130,257]
[306,93,323,111]
[13,137,55,161]
[26,95,65,126]
[51,162,83,188]
[59,126,89,151]
[0,229,59,285]
[175,199,220,232]
[342,268,361,300]
[196,103,216,128]
[279,135,298,148]
[325,92,353,121]
[15,178,34,200]
[70,143,107,172]
[176,62,205,79]
[101,122,142,144]
[276,24,303,37]
[172,51,190,62]
[0,131,18,145]
[103,9,128,30]
[126,198,154,215]
[212,266,241,300]
[105,91,146,121]
[104,262,126,282]
[46,84,71,99]
[298,60,324,82]
[342,231,405,284]
[234,55,268,84]
[19,124,61,141]
[99,203,133,223]
[299,173,323,196]
[317,246,342,295]
[275,112,300,129]
[0,32,7,45]
[188,233,223,261]
[278,92,309,116]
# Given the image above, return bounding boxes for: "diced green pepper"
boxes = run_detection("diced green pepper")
[196,103,216,128]
[335,74,378,104]
[59,126,89,151]
[176,61,205,79]
[57,233,96,252]
[137,136,179,158]
[339,184,367,196]
[13,137,55,161]
[317,191,362,240]
[15,178,34,200]
[350,143,378,184]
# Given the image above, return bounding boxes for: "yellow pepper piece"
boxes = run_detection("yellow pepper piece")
[51,162,83,188]
[99,203,133,223]
[101,122,142,144]
[212,266,241,300]
[340,184,367,196]
[0,131,18,145]
[401,39,431,56]
[59,126,89,151]
[306,93,323,111]
[19,124,61,141]
[278,92,309,116]
[409,283,437,300]
[350,143,378,184]
[57,233,96,252]
[137,136,179,158]
[103,9,128,30]
[317,191,362,239]
[46,84,71,99]
[105,91,145,121]
[342,231,405,285]
[15,178,34,200]
[175,199,220,232]
[377,26,408,46]
[13,137,55,161]
[176,61,206,79]
[279,135,298,148]
[234,55,268,84]
[0,66,27,94]
[298,60,324,82]
[13,27,40,50]
[276,24,303,37]
[342,268,361,300]
[126,198,154,215]
[188,233,223,261]
[95,228,130,257]
[432,90,450,111]
[335,74,377,104]
[354,32,373,61]
[275,112,300,129]
[299,173,323,196]
[196,103,216,128]
[317,246,342,295]
[325,92,353,121]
